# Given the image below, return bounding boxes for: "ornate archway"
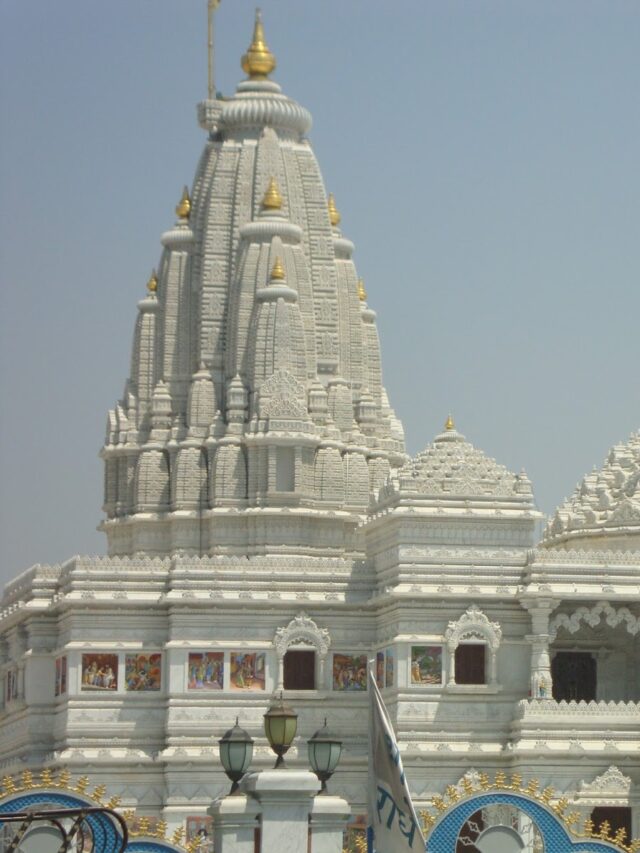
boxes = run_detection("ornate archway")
[274,612,331,690]
[444,606,502,687]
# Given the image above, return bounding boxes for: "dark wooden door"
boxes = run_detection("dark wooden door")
[455,644,486,685]
[283,649,315,689]
[551,652,596,701]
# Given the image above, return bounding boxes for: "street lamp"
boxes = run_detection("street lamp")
[219,718,254,794]
[263,692,298,768]
[307,718,342,793]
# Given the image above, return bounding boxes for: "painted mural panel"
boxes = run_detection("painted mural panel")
[186,816,214,853]
[81,653,118,691]
[332,654,367,691]
[55,656,67,696]
[385,647,395,688]
[125,653,162,691]
[411,645,442,685]
[376,651,385,688]
[229,652,265,691]
[188,652,224,690]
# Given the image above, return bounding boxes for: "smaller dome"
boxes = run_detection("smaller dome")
[542,431,640,551]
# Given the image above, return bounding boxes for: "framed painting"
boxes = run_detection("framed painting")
[385,647,394,688]
[81,653,118,691]
[229,652,265,691]
[332,654,367,691]
[125,653,162,691]
[186,816,213,853]
[376,651,385,688]
[188,652,224,690]
[410,645,442,685]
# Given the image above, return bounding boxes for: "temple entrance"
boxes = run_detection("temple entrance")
[551,651,596,701]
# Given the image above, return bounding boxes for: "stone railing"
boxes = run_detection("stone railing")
[516,698,640,718]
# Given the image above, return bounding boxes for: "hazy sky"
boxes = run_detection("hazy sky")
[1,1,638,585]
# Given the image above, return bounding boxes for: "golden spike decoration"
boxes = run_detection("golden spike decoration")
[526,778,539,796]
[155,820,168,839]
[540,785,555,804]
[21,770,34,789]
[419,810,435,830]
[107,795,122,809]
[564,811,580,828]
[123,809,136,825]
[57,768,71,789]
[461,776,475,795]
[614,827,628,845]
[270,256,285,280]
[445,414,455,431]
[2,775,17,794]
[432,795,447,813]
[628,839,640,852]
[40,768,55,787]
[75,775,90,794]
[241,8,276,79]
[176,186,191,220]
[262,177,282,210]
[598,820,612,841]
[138,817,151,835]
[478,772,491,791]
[327,193,341,227]
[147,269,158,293]
[91,784,107,804]
[509,773,523,792]
[445,784,460,802]
[357,278,367,302]
[494,770,507,788]
[583,817,595,837]
[172,827,186,845]
[553,797,569,816]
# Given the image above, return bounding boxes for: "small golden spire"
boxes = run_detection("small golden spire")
[357,278,367,302]
[270,257,285,280]
[262,177,282,210]
[445,414,455,431]
[241,9,276,79]
[175,186,191,220]
[147,270,158,293]
[327,193,341,227]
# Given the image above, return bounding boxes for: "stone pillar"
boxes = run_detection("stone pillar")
[524,601,557,698]
[209,793,260,853]
[242,769,320,853]
[447,643,456,686]
[309,794,351,853]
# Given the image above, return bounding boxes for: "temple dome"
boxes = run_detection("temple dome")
[542,431,640,551]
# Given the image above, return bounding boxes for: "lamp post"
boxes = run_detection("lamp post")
[307,718,342,793]
[263,692,298,768]
[218,718,254,794]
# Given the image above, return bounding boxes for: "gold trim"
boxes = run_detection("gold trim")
[241,8,276,79]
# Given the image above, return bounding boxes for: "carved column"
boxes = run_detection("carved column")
[524,600,557,698]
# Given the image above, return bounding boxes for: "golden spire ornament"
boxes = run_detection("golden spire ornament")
[445,414,455,431]
[327,193,341,227]
[270,257,285,280]
[147,270,158,293]
[262,177,283,210]
[175,186,191,220]
[357,278,367,302]
[241,9,276,79]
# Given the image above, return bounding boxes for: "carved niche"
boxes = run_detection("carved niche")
[274,611,331,658]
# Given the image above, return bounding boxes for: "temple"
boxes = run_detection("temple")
[1,10,639,849]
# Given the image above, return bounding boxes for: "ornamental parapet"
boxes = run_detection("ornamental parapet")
[516,698,640,719]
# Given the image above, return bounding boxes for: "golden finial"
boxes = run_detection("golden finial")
[262,177,282,210]
[176,186,191,220]
[147,270,158,293]
[270,257,285,280]
[357,278,367,302]
[445,414,455,431]
[241,9,276,79]
[327,193,341,227]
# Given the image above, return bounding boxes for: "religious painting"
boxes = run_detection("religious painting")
[385,647,394,688]
[81,653,118,691]
[188,652,224,690]
[410,645,442,685]
[125,653,162,691]
[332,654,367,691]
[186,816,214,853]
[229,652,265,691]
[376,651,385,688]
[55,655,67,697]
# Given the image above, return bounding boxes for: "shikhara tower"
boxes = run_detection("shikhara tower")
[102,9,404,561]
[1,10,639,847]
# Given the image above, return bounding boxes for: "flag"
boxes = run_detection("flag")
[368,667,426,852]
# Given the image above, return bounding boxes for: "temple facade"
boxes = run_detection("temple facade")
[1,11,639,849]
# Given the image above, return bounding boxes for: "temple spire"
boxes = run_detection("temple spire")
[241,8,276,79]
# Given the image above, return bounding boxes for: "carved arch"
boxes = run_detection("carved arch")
[445,605,502,687]
[549,601,640,642]
[274,612,331,690]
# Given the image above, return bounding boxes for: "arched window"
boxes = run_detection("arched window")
[274,612,331,691]
[445,606,502,688]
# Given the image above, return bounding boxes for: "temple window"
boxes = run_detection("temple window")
[445,605,502,688]
[551,651,596,702]
[454,644,486,685]
[283,649,315,690]
[274,612,331,692]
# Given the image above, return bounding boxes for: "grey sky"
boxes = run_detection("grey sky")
[1,1,638,585]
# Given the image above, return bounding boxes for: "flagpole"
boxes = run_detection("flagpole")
[367,661,376,853]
